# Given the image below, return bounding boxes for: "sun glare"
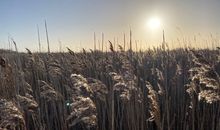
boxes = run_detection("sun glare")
[147,17,161,30]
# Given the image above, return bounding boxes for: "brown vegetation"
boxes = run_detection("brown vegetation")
[0,46,219,130]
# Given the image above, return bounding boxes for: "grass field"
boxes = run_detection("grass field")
[0,45,219,130]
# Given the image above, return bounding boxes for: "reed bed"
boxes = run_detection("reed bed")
[0,47,219,130]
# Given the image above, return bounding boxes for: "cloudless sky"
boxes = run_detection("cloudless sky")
[0,0,220,51]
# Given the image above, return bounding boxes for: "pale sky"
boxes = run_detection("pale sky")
[0,0,220,52]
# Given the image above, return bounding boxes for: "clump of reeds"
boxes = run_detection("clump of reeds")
[109,68,144,130]
[48,58,62,78]
[187,50,220,104]
[1,45,220,130]
[146,81,161,130]
[70,74,93,97]
[67,96,97,129]
[38,80,64,130]
[67,74,97,129]
[0,99,26,130]
[110,72,131,102]
[185,49,220,130]
[87,78,108,101]
[39,80,63,101]
[87,78,108,130]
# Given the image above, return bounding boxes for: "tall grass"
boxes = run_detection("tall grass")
[0,45,219,130]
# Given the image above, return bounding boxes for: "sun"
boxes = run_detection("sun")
[147,17,161,30]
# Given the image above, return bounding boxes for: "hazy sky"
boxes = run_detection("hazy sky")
[0,0,220,51]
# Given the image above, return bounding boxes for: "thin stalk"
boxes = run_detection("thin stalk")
[94,32,96,51]
[130,28,132,51]
[37,24,41,52]
[124,33,126,51]
[102,32,104,52]
[45,20,50,53]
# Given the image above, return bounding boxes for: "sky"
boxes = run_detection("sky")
[0,0,220,52]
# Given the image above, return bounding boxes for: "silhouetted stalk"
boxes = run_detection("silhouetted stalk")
[45,20,50,53]
[37,24,41,52]
[102,33,104,52]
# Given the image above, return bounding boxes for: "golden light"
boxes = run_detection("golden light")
[147,17,161,30]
